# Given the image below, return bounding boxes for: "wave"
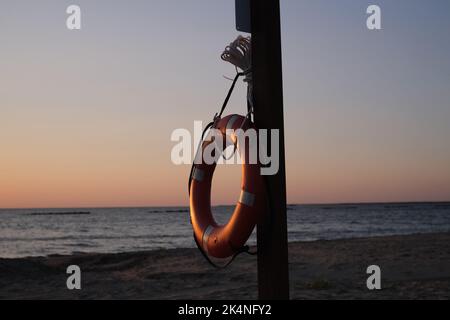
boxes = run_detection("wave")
[0,234,187,242]
[148,209,189,214]
[29,211,91,216]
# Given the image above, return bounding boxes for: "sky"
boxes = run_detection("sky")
[1,0,449,208]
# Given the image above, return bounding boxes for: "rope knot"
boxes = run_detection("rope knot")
[221,36,252,84]
[221,36,254,112]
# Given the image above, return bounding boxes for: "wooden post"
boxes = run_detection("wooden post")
[250,0,290,300]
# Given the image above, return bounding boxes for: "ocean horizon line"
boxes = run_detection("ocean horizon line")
[1,200,449,211]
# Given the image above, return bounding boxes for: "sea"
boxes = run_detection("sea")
[0,203,449,258]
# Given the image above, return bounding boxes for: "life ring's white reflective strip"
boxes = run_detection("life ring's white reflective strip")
[202,225,214,254]
[192,168,205,182]
[239,190,256,207]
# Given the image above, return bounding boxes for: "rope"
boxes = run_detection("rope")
[215,72,244,122]
[221,36,254,115]
[188,36,258,269]
[221,36,252,80]
[193,233,256,269]
[188,71,244,195]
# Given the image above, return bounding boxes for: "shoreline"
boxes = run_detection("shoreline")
[1,231,449,260]
[1,232,449,299]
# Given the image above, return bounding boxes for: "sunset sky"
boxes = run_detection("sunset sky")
[1,0,450,208]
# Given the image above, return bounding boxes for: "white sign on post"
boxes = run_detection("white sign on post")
[235,0,251,33]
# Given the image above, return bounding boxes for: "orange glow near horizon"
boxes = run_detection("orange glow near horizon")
[1,1,450,209]
[2,146,450,209]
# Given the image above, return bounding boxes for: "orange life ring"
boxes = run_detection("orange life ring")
[189,114,265,259]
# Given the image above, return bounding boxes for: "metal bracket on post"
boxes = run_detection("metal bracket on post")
[235,0,251,33]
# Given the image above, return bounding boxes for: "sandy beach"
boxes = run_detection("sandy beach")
[0,232,449,300]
